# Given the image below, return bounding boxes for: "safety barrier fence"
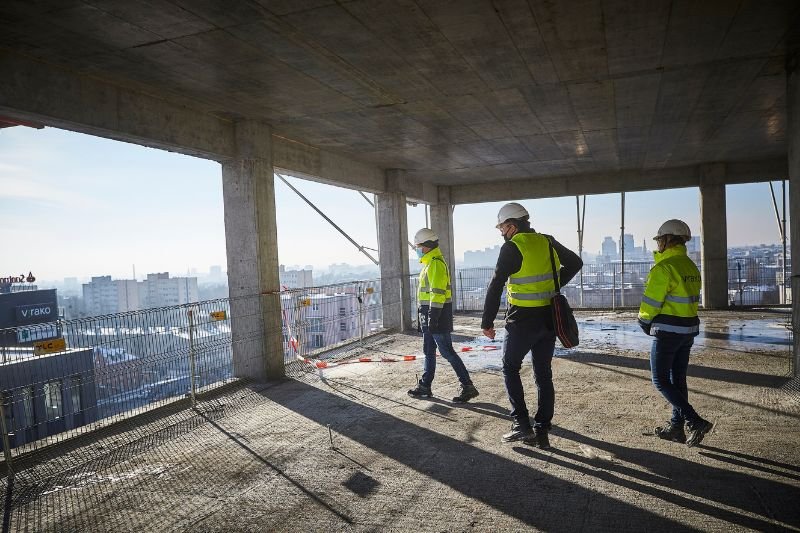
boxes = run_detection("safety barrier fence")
[454,262,658,311]
[0,278,402,471]
[453,257,791,311]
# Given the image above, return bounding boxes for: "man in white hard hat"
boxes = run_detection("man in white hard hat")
[639,219,712,447]
[408,228,479,403]
[482,203,582,447]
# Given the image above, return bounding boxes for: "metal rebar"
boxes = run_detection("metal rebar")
[576,195,586,307]
[188,308,197,408]
[782,181,788,305]
[328,424,334,449]
[358,284,365,343]
[620,192,625,307]
[0,400,14,476]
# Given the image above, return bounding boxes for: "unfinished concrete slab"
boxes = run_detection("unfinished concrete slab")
[2,311,797,532]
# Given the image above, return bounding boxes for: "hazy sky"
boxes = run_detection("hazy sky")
[0,127,790,281]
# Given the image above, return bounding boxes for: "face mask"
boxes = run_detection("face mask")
[501,226,514,242]
[415,248,425,259]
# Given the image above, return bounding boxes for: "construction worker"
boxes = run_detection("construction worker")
[408,228,479,403]
[638,219,712,448]
[482,203,582,447]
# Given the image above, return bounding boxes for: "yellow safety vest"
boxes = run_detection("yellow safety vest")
[506,232,559,308]
[638,244,701,335]
[418,247,452,309]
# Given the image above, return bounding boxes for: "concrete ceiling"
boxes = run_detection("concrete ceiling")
[1,0,798,188]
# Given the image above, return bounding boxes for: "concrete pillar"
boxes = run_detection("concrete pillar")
[221,121,284,381]
[430,186,458,310]
[699,163,729,309]
[788,50,800,375]
[377,170,412,332]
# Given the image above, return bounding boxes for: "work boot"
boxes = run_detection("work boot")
[523,427,551,449]
[407,382,432,399]
[686,419,713,448]
[452,383,479,403]
[502,422,534,443]
[654,422,687,443]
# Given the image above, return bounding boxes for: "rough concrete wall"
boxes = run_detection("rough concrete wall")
[430,187,458,305]
[222,121,284,381]
[377,170,411,332]
[699,164,729,310]
[788,52,800,376]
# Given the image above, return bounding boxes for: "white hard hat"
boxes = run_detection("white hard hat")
[496,202,530,227]
[654,219,691,241]
[413,228,439,245]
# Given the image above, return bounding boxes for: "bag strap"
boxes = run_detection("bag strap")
[547,237,561,293]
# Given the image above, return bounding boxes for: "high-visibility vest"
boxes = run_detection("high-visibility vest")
[506,232,559,308]
[638,244,701,335]
[418,247,452,309]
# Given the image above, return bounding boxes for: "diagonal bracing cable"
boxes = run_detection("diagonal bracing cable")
[277,174,379,265]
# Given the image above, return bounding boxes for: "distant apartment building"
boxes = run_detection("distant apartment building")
[622,233,635,255]
[82,276,140,315]
[82,273,197,316]
[142,272,198,308]
[279,265,313,288]
[208,265,225,283]
[463,245,502,267]
[600,237,617,261]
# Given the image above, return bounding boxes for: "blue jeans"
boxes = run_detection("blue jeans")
[650,334,700,426]
[502,321,556,429]
[420,328,472,387]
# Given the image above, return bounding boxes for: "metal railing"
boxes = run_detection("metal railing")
[728,257,791,306]
[0,279,391,468]
[451,258,791,310]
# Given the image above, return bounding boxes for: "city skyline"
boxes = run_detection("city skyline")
[1,126,792,281]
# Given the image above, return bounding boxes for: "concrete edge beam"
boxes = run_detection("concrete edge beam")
[272,135,385,194]
[450,159,789,204]
[0,51,387,195]
[0,51,236,160]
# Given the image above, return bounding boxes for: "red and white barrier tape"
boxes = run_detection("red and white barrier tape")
[460,345,500,352]
[296,343,501,369]
[296,353,419,369]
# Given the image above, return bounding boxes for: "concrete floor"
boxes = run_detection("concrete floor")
[2,310,799,532]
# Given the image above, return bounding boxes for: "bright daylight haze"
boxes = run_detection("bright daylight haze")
[0,127,790,282]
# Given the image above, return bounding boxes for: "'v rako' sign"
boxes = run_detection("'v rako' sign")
[15,302,57,325]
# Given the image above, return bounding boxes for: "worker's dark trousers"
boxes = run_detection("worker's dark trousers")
[501,321,556,429]
[650,334,701,427]
[420,327,471,387]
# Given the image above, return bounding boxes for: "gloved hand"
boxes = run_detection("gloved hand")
[638,319,651,336]
[428,307,442,333]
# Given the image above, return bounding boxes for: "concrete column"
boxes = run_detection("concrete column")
[377,170,412,332]
[222,121,284,381]
[788,51,800,375]
[699,163,729,309]
[430,186,458,309]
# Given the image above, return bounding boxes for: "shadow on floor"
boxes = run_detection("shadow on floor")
[560,351,791,388]
[261,379,794,531]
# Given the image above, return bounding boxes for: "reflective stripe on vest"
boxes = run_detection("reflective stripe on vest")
[641,295,663,309]
[509,273,552,284]
[665,295,700,304]
[652,323,700,335]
